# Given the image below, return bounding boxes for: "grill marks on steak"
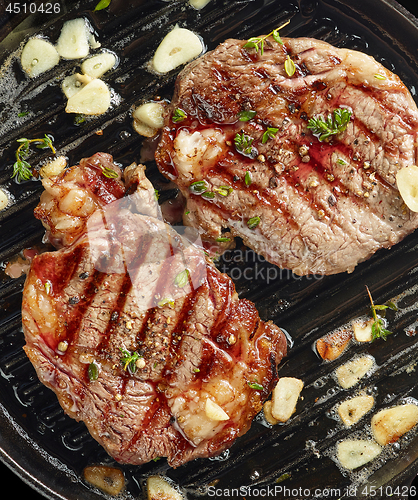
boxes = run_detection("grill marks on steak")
[22,156,287,467]
[155,37,418,275]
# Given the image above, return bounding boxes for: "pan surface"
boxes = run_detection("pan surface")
[1,1,418,499]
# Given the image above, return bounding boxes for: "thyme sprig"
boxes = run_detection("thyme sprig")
[13,135,56,182]
[243,20,290,55]
[234,132,256,157]
[365,286,395,341]
[119,348,141,374]
[307,108,352,142]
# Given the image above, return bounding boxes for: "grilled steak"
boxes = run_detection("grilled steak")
[22,155,287,467]
[155,36,418,275]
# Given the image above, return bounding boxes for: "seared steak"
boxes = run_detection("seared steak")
[155,36,418,275]
[22,155,287,467]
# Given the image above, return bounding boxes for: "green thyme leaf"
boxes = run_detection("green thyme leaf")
[189,180,208,194]
[18,111,29,117]
[94,0,112,11]
[12,135,56,182]
[245,170,252,186]
[365,286,393,342]
[374,74,386,80]
[238,110,257,121]
[202,191,215,199]
[119,348,141,374]
[243,20,290,56]
[88,362,99,381]
[175,269,190,288]
[234,132,255,157]
[12,160,32,182]
[262,127,278,144]
[157,298,175,308]
[216,237,231,242]
[100,164,119,178]
[307,108,352,142]
[213,185,233,197]
[248,381,264,390]
[247,216,261,229]
[284,55,296,77]
[172,108,187,123]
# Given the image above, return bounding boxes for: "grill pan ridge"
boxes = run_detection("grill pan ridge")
[1,1,418,499]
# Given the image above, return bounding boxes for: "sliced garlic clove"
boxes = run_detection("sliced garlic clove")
[0,189,10,211]
[396,165,418,212]
[371,404,418,445]
[147,476,183,500]
[205,398,229,421]
[189,0,212,9]
[271,377,304,422]
[152,26,203,74]
[56,18,90,59]
[335,355,374,389]
[338,395,374,426]
[65,79,111,115]
[83,466,125,496]
[81,52,117,78]
[353,318,373,342]
[61,73,93,99]
[132,119,158,138]
[21,38,60,77]
[337,439,381,470]
[133,102,165,129]
[40,156,67,179]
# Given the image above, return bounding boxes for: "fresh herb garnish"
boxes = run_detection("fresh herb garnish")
[213,185,233,197]
[374,74,386,80]
[174,269,190,288]
[216,237,231,242]
[247,216,261,229]
[172,108,187,123]
[245,170,252,186]
[248,381,264,390]
[88,362,99,381]
[100,164,119,178]
[234,132,255,157]
[202,191,215,199]
[12,135,56,182]
[238,110,257,121]
[307,108,352,142]
[284,55,296,77]
[243,19,290,55]
[189,180,208,194]
[157,297,175,308]
[94,0,112,11]
[18,111,29,117]
[262,127,278,144]
[365,286,394,341]
[44,282,52,295]
[119,348,141,374]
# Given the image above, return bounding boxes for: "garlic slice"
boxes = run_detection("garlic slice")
[133,102,165,129]
[21,38,60,77]
[189,0,212,9]
[56,18,90,59]
[271,377,304,422]
[61,73,93,99]
[396,165,418,212]
[338,395,374,426]
[205,398,229,421]
[147,476,183,500]
[152,26,203,74]
[65,79,111,115]
[337,439,381,470]
[81,52,117,78]
[371,404,418,445]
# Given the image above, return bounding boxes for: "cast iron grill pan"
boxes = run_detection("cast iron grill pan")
[1,1,418,499]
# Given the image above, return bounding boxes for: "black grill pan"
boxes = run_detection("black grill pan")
[1,1,418,499]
